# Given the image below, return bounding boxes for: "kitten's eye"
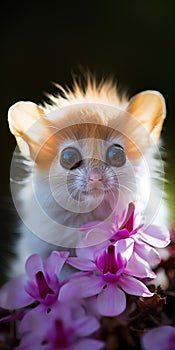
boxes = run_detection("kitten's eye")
[60,147,82,170]
[106,145,126,167]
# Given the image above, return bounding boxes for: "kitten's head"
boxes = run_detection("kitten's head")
[8,82,166,247]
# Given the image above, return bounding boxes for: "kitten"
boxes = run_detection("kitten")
[8,78,168,276]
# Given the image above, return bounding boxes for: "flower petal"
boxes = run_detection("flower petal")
[140,225,170,248]
[119,275,153,297]
[115,238,134,261]
[80,221,110,232]
[135,241,161,267]
[120,202,135,231]
[59,275,104,302]
[25,254,44,278]
[70,339,105,350]
[19,307,47,334]
[125,252,156,279]
[76,239,108,261]
[67,257,96,271]
[75,316,100,337]
[0,275,33,309]
[15,334,42,350]
[73,274,104,298]
[78,228,111,249]
[141,325,175,350]
[116,228,130,238]
[0,310,25,323]
[80,221,98,231]
[44,250,69,277]
[96,284,126,316]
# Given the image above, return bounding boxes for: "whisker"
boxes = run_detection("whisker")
[118,183,134,193]
[104,173,136,188]
[40,190,57,209]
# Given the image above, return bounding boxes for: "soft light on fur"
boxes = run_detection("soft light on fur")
[8,76,168,276]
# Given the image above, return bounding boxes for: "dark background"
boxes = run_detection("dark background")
[0,0,175,219]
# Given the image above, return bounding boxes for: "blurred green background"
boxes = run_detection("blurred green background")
[0,0,174,222]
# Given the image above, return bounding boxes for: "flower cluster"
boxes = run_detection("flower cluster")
[66,202,170,316]
[0,251,103,350]
[0,203,171,349]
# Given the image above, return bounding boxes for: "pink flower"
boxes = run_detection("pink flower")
[141,325,175,350]
[80,202,170,275]
[67,239,153,316]
[15,302,104,350]
[81,202,170,247]
[0,251,69,310]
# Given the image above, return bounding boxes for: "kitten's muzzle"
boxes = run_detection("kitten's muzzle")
[87,167,104,192]
[88,167,103,182]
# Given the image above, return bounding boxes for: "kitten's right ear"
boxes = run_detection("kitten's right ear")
[8,101,54,162]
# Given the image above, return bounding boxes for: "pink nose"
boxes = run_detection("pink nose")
[88,168,103,182]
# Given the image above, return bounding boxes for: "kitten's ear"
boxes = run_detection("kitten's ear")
[8,101,44,137]
[126,91,166,143]
[8,101,53,161]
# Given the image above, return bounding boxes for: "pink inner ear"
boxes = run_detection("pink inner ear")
[126,91,165,143]
[8,101,44,137]
[14,115,59,166]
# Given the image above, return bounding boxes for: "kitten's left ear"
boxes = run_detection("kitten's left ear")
[126,90,166,143]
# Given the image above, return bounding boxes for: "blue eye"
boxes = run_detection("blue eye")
[60,147,82,170]
[106,145,126,167]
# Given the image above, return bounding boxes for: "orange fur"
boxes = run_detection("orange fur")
[7,76,168,276]
[8,77,165,168]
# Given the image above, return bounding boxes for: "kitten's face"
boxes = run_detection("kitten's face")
[47,125,137,217]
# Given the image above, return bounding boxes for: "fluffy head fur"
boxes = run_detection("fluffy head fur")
[8,77,167,274]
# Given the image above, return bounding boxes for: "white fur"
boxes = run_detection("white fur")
[9,80,169,277]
